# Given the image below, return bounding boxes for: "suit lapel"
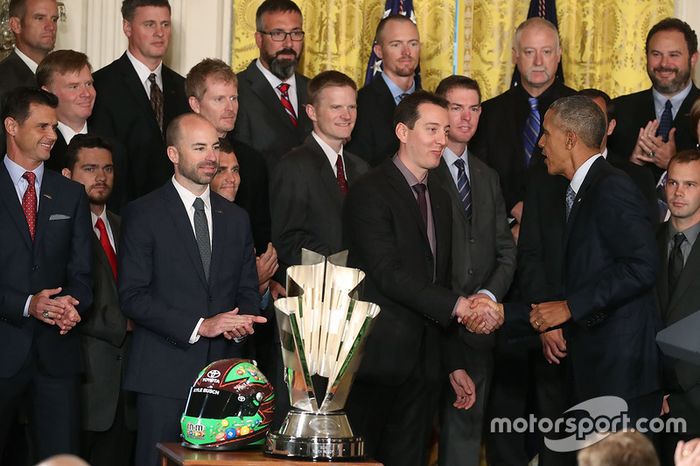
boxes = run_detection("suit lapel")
[0,163,32,249]
[209,195,226,291]
[306,137,344,211]
[436,158,470,226]
[657,225,671,314]
[384,160,431,249]
[117,53,161,137]
[667,234,700,317]
[428,171,449,267]
[162,66,182,130]
[33,171,56,249]
[245,62,299,135]
[564,157,604,245]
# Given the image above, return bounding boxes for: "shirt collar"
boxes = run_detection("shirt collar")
[601,148,608,159]
[255,58,297,93]
[171,176,211,211]
[126,49,163,88]
[442,145,470,174]
[14,47,38,74]
[569,153,603,194]
[381,72,415,104]
[652,81,692,119]
[311,131,343,168]
[90,205,108,228]
[57,121,88,145]
[393,153,426,186]
[3,154,44,187]
[670,219,700,248]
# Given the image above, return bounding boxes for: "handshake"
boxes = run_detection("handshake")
[454,294,504,334]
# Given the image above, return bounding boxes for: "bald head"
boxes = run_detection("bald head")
[36,455,90,466]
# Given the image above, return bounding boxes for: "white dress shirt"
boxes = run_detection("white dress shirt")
[126,50,163,98]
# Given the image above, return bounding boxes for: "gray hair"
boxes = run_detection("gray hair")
[548,95,606,149]
[513,17,561,51]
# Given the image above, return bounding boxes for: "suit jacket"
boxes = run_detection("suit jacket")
[343,159,460,384]
[118,181,260,399]
[608,85,700,181]
[0,50,36,152]
[471,80,576,212]
[562,157,661,401]
[231,61,312,174]
[346,76,420,167]
[656,222,700,431]
[226,135,271,253]
[90,53,189,201]
[434,154,516,353]
[80,212,133,432]
[271,135,369,269]
[0,163,93,378]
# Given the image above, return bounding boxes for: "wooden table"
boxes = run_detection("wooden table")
[158,442,382,466]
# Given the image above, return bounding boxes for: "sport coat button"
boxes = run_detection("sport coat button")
[32,265,39,271]
[116,355,123,361]
[468,269,473,275]
[469,238,476,244]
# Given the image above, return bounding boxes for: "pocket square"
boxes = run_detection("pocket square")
[49,214,71,221]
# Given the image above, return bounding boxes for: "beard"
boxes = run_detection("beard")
[263,48,299,80]
[649,60,692,95]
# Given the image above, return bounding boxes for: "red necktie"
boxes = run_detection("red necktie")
[22,172,37,240]
[336,154,348,195]
[277,83,298,126]
[95,217,117,279]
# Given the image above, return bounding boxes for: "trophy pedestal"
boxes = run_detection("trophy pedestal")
[265,410,364,460]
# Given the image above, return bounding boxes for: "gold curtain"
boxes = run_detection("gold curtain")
[232,1,674,100]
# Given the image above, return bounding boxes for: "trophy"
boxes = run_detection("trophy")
[264,250,380,460]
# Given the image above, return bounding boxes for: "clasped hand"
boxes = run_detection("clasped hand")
[455,294,504,334]
[29,287,81,335]
[199,307,267,340]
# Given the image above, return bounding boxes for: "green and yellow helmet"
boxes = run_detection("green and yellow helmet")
[181,358,274,450]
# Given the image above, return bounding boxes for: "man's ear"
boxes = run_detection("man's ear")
[395,122,409,144]
[166,146,179,164]
[188,96,201,114]
[61,168,72,179]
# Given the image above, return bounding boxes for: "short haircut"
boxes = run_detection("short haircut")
[121,0,171,21]
[374,14,416,45]
[577,431,659,466]
[690,97,700,135]
[64,134,113,171]
[307,70,356,106]
[9,0,31,18]
[2,87,58,127]
[435,75,481,103]
[646,17,698,56]
[548,95,607,149]
[218,137,234,154]
[255,0,302,32]
[578,88,615,121]
[36,50,92,88]
[669,149,700,171]
[166,113,209,148]
[186,58,237,101]
[393,90,448,130]
[514,17,561,50]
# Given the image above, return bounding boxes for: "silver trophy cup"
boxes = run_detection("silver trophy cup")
[264,250,380,460]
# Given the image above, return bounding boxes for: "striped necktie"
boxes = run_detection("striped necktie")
[523,97,540,165]
[453,158,472,219]
[277,83,298,126]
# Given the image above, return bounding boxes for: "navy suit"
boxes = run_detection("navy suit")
[119,181,260,465]
[0,162,92,460]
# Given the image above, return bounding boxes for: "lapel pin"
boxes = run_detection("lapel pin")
[42,193,52,200]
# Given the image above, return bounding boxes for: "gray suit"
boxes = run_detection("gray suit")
[434,153,516,466]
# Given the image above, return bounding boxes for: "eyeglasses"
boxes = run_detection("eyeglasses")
[258,30,305,42]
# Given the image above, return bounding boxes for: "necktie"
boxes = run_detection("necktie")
[22,172,37,240]
[148,73,164,132]
[413,183,428,231]
[523,97,540,165]
[336,154,348,195]
[193,197,211,281]
[657,172,669,222]
[668,232,686,295]
[277,83,298,126]
[398,92,410,103]
[95,217,117,280]
[565,185,576,220]
[453,158,472,219]
[657,100,673,142]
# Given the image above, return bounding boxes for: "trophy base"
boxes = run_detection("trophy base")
[264,410,364,461]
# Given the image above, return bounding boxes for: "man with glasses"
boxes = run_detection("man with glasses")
[232,0,312,174]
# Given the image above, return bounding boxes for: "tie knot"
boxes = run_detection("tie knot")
[95,217,106,231]
[398,92,410,101]
[665,99,673,111]
[336,153,343,167]
[23,171,36,184]
[193,197,205,212]
[454,158,466,172]
[413,183,427,195]
[528,97,538,110]
[148,73,157,84]
[673,232,686,248]
[277,82,290,94]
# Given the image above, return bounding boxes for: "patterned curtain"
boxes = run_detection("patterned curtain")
[232,0,674,100]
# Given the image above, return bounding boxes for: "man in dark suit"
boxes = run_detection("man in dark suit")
[346,14,421,167]
[119,113,267,466]
[433,76,516,466]
[232,0,312,174]
[609,18,699,188]
[343,91,501,466]
[90,0,189,201]
[0,88,92,461]
[656,150,700,465]
[61,135,135,466]
[272,70,369,269]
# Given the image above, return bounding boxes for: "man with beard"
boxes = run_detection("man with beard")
[346,14,421,167]
[609,18,700,218]
[119,113,266,465]
[61,135,135,466]
[232,0,312,174]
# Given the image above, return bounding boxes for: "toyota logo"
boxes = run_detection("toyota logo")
[207,370,221,379]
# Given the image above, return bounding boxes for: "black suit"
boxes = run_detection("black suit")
[346,76,419,167]
[0,162,92,461]
[90,53,189,201]
[0,50,36,151]
[609,86,700,181]
[232,61,312,174]
[271,135,369,269]
[343,159,460,466]
[119,181,260,466]
[433,154,516,466]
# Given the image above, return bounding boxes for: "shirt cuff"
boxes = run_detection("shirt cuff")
[23,295,32,317]
[260,288,271,310]
[477,289,497,302]
[189,318,204,344]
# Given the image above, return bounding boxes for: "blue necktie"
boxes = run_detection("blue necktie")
[657,100,673,142]
[565,185,576,220]
[453,158,472,219]
[523,97,540,165]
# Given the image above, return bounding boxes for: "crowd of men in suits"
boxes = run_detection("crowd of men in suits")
[1,0,700,465]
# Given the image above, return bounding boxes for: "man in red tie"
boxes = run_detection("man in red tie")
[60,134,135,466]
[270,70,369,271]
